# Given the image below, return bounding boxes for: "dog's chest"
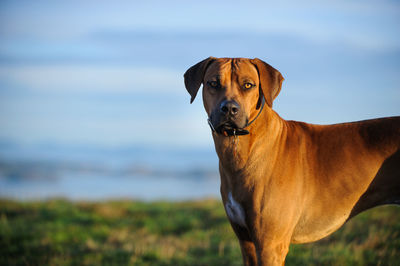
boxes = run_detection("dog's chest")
[225,192,247,228]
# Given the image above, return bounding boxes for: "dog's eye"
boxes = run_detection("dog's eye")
[208,81,219,88]
[244,83,254,89]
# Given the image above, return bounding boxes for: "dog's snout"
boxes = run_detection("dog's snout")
[220,100,240,116]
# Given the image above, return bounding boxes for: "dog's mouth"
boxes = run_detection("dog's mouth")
[215,121,249,136]
[216,121,238,133]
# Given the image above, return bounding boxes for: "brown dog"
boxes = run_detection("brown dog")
[184,57,400,265]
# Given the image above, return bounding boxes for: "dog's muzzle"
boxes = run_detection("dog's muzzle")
[208,97,265,137]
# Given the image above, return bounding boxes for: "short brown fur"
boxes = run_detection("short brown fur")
[184,57,400,265]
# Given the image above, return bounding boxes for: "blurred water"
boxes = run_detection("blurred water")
[0,142,220,201]
[0,172,220,201]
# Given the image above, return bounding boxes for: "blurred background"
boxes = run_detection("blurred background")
[1,0,399,201]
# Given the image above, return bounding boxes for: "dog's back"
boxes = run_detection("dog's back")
[357,116,400,155]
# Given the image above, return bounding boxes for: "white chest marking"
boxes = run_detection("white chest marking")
[225,192,247,228]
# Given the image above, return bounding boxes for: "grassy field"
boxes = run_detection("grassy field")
[0,199,399,266]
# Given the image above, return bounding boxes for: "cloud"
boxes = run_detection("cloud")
[0,65,183,93]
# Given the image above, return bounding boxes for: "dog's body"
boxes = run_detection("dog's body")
[184,57,400,265]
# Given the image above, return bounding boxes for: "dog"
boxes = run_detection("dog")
[184,57,400,265]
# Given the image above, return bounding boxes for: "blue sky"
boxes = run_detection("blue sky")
[0,0,399,149]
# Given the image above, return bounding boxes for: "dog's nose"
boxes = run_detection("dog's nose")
[220,100,240,116]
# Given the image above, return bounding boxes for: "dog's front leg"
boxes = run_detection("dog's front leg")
[230,223,257,266]
[250,214,293,266]
[239,239,257,266]
[254,239,290,266]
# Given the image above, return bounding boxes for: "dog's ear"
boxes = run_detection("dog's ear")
[251,58,284,107]
[184,57,216,103]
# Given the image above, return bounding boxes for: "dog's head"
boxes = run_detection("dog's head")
[184,57,284,136]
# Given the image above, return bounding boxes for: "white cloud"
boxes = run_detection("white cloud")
[0,65,183,93]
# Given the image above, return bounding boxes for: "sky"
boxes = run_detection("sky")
[0,0,399,149]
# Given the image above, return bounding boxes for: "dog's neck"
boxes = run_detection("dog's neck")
[212,108,286,179]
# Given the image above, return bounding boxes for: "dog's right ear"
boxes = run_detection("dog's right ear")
[184,57,216,103]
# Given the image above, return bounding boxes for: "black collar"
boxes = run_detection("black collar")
[208,97,265,137]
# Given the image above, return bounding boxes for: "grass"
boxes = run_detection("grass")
[0,199,399,266]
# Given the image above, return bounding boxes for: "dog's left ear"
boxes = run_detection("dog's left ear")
[251,58,284,107]
[184,57,216,103]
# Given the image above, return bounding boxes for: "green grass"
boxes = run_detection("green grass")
[0,199,399,266]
